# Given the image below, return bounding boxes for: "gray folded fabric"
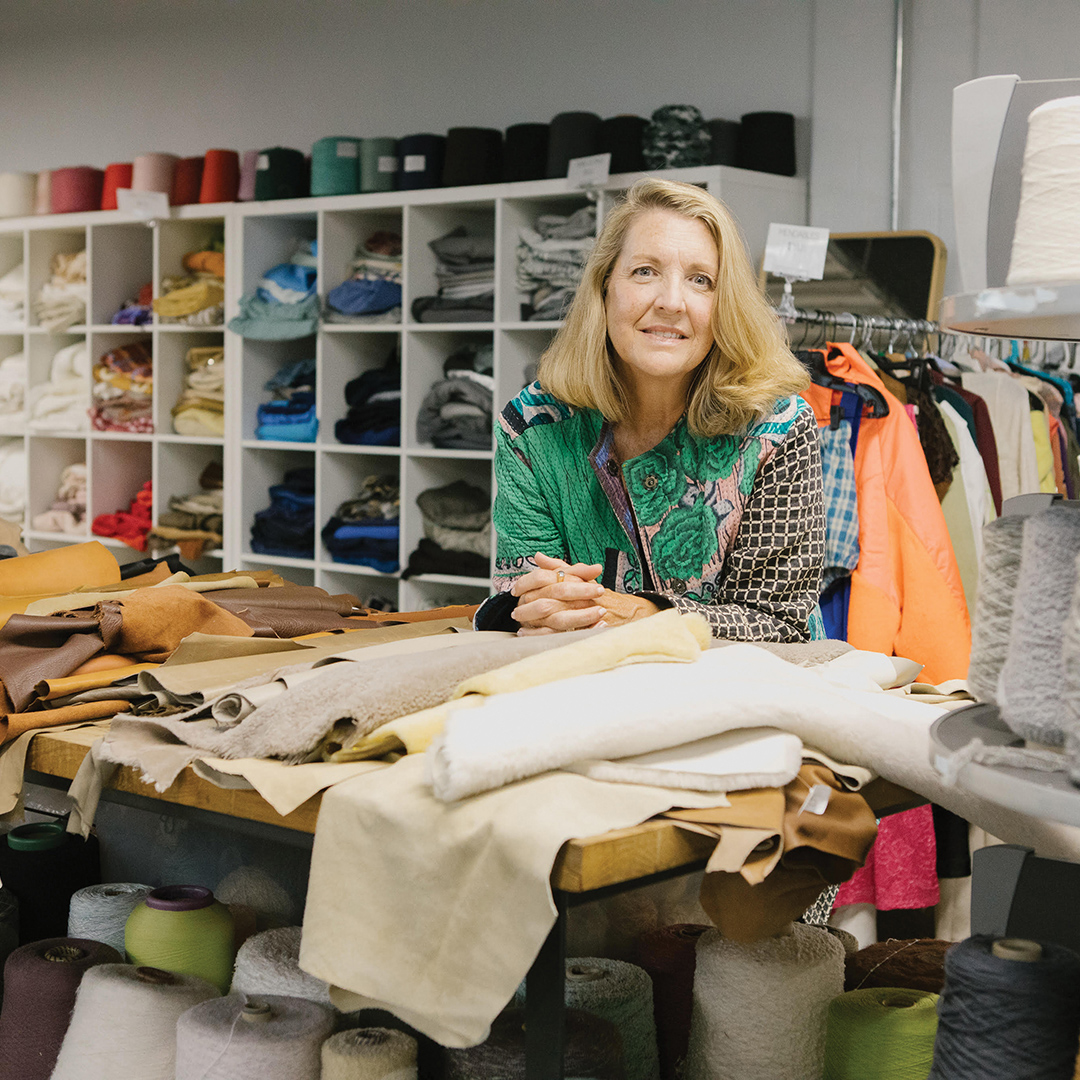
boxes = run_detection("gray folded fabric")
[416,377,492,449]
[417,480,490,531]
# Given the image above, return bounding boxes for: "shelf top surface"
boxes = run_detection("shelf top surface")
[941,282,1080,340]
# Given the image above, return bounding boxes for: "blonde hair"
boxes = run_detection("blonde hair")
[537,178,809,437]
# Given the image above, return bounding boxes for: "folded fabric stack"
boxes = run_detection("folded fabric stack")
[411,227,494,323]
[0,440,25,524]
[153,247,226,326]
[416,342,493,449]
[172,345,224,436]
[251,466,316,558]
[32,250,87,332]
[92,480,153,551]
[335,350,400,446]
[149,461,224,561]
[517,205,596,321]
[228,240,318,339]
[326,231,402,324]
[90,341,153,433]
[257,357,317,441]
[0,263,24,328]
[27,341,89,432]
[111,283,153,326]
[403,479,491,579]
[0,350,25,435]
[32,463,87,535]
[321,474,400,572]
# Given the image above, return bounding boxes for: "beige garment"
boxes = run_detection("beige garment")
[302,754,736,1048]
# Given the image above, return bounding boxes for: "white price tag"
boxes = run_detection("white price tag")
[567,153,611,189]
[377,156,398,174]
[116,188,170,221]
[336,141,358,158]
[763,223,830,281]
[403,154,426,173]
[257,154,270,170]
[798,783,832,816]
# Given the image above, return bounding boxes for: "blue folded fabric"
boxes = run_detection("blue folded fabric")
[334,422,401,446]
[332,523,400,541]
[326,278,402,316]
[228,294,319,339]
[256,414,319,442]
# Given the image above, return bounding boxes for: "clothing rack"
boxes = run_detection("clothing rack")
[781,306,939,352]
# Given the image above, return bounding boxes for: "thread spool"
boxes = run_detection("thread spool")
[928,935,1080,1079]
[396,134,446,191]
[0,937,122,1080]
[200,149,241,203]
[175,993,335,1080]
[0,172,36,218]
[125,884,236,993]
[684,923,845,1080]
[171,156,205,205]
[216,864,297,926]
[34,170,51,214]
[100,162,133,210]
[503,123,549,182]
[443,1006,624,1080]
[0,888,19,984]
[823,988,939,1080]
[706,119,740,166]
[311,137,361,196]
[968,515,1028,703]
[238,150,260,201]
[254,147,307,201]
[0,821,101,943]
[547,112,602,178]
[845,938,950,994]
[360,138,398,193]
[1008,97,1080,285]
[68,882,151,955]
[321,1027,418,1080]
[231,925,332,1004]
[737,112,797,176]
[50,963,220,1080]
[51,167,105,213]
[442,127,503,187]
[132,152,179,197]
[634,924,710,1080]
[999,507,1080,744]
[643,106,711,170]
[599,115,647,175]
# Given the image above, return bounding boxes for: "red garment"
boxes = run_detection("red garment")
[931,372,1004,515]
[91,481,152,551]
[835,804,939,910]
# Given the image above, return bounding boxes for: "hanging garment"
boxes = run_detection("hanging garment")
[936,407,980,618]
[816,421,859,590]
[931,372,1004,516]
[960,371,1041,501]
[1027,397,1058,494]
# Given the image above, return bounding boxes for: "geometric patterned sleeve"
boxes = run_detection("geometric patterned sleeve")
[655,406,826,642]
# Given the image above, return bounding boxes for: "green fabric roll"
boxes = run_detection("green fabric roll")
[360,138,398,193]
[254,147,307,201]
[311,136,360,196]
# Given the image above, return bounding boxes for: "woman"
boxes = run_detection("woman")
[476,178,825,638]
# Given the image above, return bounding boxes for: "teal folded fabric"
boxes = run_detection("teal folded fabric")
[311,136,360,196]
[360,138,398,193]
[227,293,319,339]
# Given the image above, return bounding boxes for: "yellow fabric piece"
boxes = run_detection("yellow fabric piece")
[1031,409,1058,494]
[172,407,226,437]
[152,280,225,318]
[343,610,711,759]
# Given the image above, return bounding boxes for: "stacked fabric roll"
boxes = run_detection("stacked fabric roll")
[0,173,35,218]
[27,340,89,432]
[90,341,153,433]
[231,925,332,1004]
[250,466,315,558]
[311,136,361,196]
[0,263,24,328]
[416,341,493,449]
[254,146,308,200]
[154,245,225,326]
[335,350,400,446]
[0,349,25,434]
[32,462,87,535]
[149,461,224,560]
[643,105,712,170]
[322,475,400,572]
[404,479,491,579]
[173,345,224,436]
[91,480,153,551]
[110,282,153,326]
[411,226,494,323]
[32,249,86,332]
[0,441,26,525]
[256,357,317,442]
[517,205,596,321]
[326,230,402,323]
[229,240,318,339]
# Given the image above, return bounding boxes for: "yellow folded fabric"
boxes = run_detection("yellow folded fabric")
[152,280,225,318]
[341,610,711,759]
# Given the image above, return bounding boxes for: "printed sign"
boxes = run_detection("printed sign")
[763,223,830,281]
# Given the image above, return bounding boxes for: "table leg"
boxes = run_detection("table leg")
[525,890,568,1080]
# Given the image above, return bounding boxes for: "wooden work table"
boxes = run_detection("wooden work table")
[24,728,923,894]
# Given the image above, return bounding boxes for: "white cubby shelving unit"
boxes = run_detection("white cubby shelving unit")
[0,164,805,610]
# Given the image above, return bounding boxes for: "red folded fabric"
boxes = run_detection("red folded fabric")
[91,481,153,552]
[101,162,133,210]
[51,167,104,213]
[171,156,204,206]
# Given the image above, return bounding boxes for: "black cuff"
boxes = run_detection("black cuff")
[473,591,519,632]
[636,590,675,611]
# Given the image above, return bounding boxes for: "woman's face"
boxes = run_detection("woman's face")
[604,208,719,389]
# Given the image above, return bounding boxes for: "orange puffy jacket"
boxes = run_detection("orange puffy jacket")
[801,343,970,683]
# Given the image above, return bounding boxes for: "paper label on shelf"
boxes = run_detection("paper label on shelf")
[257,154,270,170]
[763,223,830,281]
[404,154,426,173]
[378,156,398,174]
[567,152,611,189]
[116,188,170,222]
[336,141,359,158]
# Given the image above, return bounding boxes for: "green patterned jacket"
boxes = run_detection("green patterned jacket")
[476,381,826,640]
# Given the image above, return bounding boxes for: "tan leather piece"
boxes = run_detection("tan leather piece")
[353,604,480,623]
[0,542,118,597]
[38,663,158,701]
[2,699,131,743]
[70,654,138,676]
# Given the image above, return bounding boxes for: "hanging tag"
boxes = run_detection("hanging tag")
[763,223,830,282]
[116,189,170,222]
[567,153,611,189]
[403,154,426,173]
[377,156,398,174]
[799,783,832,816]
[336,141,358,158]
